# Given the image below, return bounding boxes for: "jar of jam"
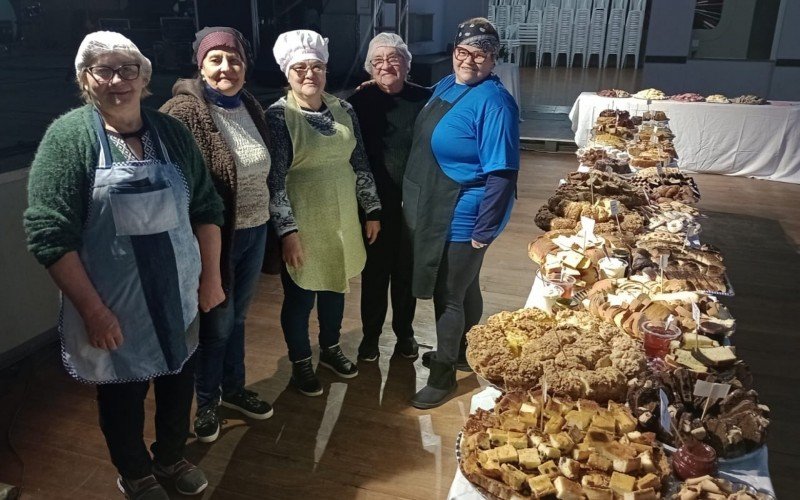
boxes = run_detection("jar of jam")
[672,441,718,480]
[698,321,731,344]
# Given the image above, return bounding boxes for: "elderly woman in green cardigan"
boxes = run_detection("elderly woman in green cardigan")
[24,31,224,499]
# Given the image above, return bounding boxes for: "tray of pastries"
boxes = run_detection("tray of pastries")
[672,476,775,500]
[634,88,668,100]
[459,390,672,500]
[598,88,632,98]
[730,95,768,105]
[629,242,732,296]
[627,368,769,459]
[705,94,730,104]
[585,279,735,340]
[466,309,647,401]
[670,93,706,103]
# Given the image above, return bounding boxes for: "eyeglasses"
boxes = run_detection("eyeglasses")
[453,47,489,64]
[290,63,327,77]
[370,54,403,69]
[86,64,141,83]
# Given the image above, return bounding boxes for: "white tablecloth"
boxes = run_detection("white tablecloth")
[447,387,775,499]
[493,63,521,108]
[569,92,800,184]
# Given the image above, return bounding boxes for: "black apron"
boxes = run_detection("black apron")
[402,83,473,299]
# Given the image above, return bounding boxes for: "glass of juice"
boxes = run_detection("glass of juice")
[542,272,576,299]
[641,320,681,359]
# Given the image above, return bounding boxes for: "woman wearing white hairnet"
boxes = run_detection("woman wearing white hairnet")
[24,31,224,498]
[267,29,381,397]
[347,33,431,362]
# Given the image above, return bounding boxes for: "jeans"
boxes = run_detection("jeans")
[360,211,416,346]
[97,354,196,480]
[432,242,487,364]
[195,224,267,410]
[280,265,345,362]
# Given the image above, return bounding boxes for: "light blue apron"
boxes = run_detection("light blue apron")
[60,110,201,384]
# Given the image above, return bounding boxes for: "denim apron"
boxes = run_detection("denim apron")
[283,92,366,293]
[402,81,473,299]
[60,110,201,384]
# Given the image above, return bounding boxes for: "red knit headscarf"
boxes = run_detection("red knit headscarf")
[195,30,246,68]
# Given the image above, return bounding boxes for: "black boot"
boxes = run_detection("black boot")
[411,355,457,409]
[422,349,471,372]
[319,344,359,378]
[291,357,323,396]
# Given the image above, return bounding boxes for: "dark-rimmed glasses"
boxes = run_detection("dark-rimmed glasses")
[86,64,141,83]
[290,63,327,77]
[453,47,489,64]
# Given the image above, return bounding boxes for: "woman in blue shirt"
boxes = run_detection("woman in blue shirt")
[403,18,519,408]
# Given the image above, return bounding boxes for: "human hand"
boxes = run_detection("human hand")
[83,305,124,350]
[199,276,226,312]
[355,79,377,92]
[282,232,305,268]
[365,220,381,245]
[471,239,488,249]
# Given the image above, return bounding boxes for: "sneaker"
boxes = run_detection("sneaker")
[193,404,220,443]
[291,357,323,396]
[116,475,169,500]
[153,459,208,496]
[319,344,359,378]
[357,338,380,362]
[221,389,274,420]
[394,338,419,359]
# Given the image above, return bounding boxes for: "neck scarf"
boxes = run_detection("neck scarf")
[203,82,242,109]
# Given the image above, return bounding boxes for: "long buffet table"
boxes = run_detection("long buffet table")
[569,92,800,184]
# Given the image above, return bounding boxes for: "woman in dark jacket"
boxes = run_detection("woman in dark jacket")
[161,26,273,443]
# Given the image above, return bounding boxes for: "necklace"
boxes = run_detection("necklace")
[117,124,147,139]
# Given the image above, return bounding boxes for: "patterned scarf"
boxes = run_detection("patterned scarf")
[454,20,500,54]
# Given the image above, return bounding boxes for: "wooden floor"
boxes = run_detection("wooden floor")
[1,151,799,499]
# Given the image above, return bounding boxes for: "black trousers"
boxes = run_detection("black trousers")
[360,212,416,344]
[432,242,487,364]
[280,265,345,362]
[96,353,196,480]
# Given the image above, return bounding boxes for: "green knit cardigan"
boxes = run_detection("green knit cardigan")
[24,104,224,268]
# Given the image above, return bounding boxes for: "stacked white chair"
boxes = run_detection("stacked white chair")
[501,22,519,64]
[488,5,497,24]
[570,0,592,68]
[515,20,540,65]
[553,0,576,67]
[511,3,528,24]
[536,2,559,67]
[620,0,645,68]
[603,0,627,68]
[585,0,608,67]
[494,5,512,40]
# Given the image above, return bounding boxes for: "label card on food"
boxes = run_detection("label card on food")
[659,253,669,269]
[580,216,596,240]
[610,200,619,216]
[659,389,671,434]
[693,380,714,398]
[692,302,701,326]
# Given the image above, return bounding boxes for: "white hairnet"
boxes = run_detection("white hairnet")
[364,32,412,74]
[74,31,152,83]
